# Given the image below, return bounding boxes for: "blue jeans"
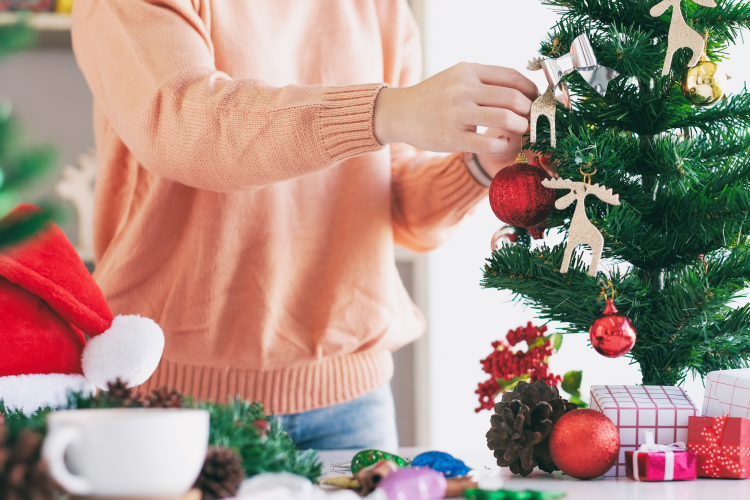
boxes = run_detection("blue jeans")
[276,384,398,451]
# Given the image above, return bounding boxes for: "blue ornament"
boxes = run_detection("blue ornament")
[412,451,471,478]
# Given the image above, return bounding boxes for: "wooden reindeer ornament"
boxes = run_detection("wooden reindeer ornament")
[541,177,620,277]
[650,0,717,76]
[530,85,558,148]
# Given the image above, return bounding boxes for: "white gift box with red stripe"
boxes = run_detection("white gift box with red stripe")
[590,385,699,477]
[702,368,750,418]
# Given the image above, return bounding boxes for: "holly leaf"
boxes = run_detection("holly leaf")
[561,370,582,396]
[496,374,531,393]
[550,333,563,351]
[528,333,563,352]
[561,370,588,407]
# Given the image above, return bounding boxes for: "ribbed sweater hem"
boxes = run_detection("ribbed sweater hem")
[138,350,394,415]
[318,83,387,163]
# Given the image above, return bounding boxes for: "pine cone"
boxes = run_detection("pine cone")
[193,446,245,500]
[103,378,141,407]
[142,387,184,408]
[486,380,577,476]
[0,426,58,500]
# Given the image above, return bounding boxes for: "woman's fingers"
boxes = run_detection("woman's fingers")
[458,132,511,155]
[472,64,540,102]
[476,86,533,117]
[464,107,529,135]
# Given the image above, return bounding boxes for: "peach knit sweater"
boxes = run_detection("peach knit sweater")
[72,0,487,414]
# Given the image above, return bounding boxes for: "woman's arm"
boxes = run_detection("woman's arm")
[387,2,539,251]
[73,0,386,192]
[74,0,539,193]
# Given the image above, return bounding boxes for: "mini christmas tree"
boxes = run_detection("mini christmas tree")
[0,19,56,249]
[482,0,750,386]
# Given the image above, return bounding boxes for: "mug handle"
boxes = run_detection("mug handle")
[41,427,93,495]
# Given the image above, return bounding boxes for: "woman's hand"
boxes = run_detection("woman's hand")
[373,62,539,155]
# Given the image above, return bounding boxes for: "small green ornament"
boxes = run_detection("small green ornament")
[464,489,567,500]
[350,449,409,474]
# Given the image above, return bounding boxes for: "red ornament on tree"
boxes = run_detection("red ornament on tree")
[549,409,620,479]
[590,297,636,358]
[489,153,556,228]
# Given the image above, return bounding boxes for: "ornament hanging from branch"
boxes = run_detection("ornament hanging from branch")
[650,0,717,76]
[527,34,619,147]
[681,31,726,106]
[541,173,620,277]
[490,225,531,252]
[589,280,636,358]
[488,152,556,229]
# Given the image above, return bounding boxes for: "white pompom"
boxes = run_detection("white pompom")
[82,315,165,389]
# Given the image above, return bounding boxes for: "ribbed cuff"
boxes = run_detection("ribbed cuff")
[318,83,387,163]
[138,350,394,415]
[440,152,491,209]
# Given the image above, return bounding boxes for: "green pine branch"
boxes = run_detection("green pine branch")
[543,0,750,46]
[0,391,323,482]
[0,18,34,55]
[0,22,57,250]
[486,0,750,386]
[673,91,750,130]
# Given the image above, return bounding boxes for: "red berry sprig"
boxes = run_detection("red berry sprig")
[475,322,562,412]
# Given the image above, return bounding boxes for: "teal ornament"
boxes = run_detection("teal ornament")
[412,451,471,478]
[351,449,409,474]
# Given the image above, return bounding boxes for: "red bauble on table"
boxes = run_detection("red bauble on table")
[489,153,556,228]
[589,298,637,358]
[549,409,620,479]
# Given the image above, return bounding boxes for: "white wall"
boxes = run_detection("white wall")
[420,0,750,451]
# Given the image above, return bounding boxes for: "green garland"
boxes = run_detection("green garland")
[0,389,322,482]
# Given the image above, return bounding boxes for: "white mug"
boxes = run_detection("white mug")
[42,409,210,497]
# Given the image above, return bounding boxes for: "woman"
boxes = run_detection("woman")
[71,0,541,451]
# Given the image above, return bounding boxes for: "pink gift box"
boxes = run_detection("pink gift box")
[625,449,697,481]
[590,385,699,477]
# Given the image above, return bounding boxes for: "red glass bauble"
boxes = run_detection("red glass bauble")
[589,299,637,358]
[549,409,620,479]
[488,153,555,228]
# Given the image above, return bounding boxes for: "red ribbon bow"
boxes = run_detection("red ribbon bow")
[688,415,750,477]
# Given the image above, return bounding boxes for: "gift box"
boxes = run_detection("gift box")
[702,368,750,418]
[624,431,696,481]
[687,414,750,478]
[590,385,699,477]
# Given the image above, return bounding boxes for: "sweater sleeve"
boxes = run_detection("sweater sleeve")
[389,4,488,253]
[71,0,385,192]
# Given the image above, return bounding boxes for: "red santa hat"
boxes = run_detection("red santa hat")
[0,205,164,413]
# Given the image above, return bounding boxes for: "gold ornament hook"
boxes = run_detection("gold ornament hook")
[599,280,615,301]
[580,164,597,185]
[701,30,710,62]
[548,38,561,57]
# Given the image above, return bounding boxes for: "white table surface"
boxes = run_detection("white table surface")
[317,447,750,500]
